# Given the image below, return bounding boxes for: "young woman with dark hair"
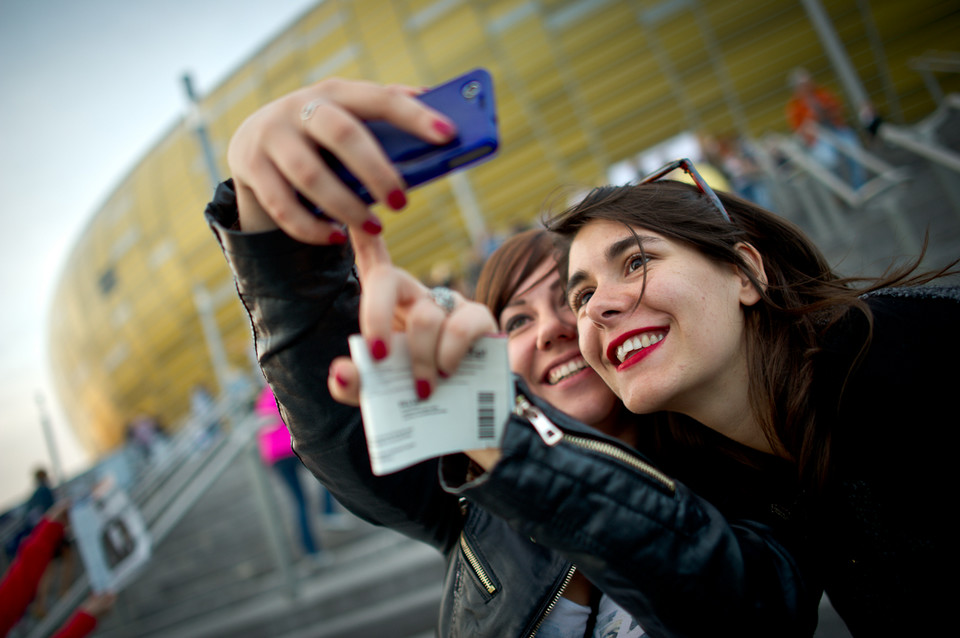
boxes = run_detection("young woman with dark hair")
[544,167,958,637]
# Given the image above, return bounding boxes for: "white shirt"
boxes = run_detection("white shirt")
[536,594,648,638]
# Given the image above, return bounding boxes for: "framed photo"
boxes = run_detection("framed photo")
[69,477,151,593]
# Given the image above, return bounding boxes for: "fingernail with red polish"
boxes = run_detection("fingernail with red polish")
[416,379,431,400]
[438,369,450,379]
[362,218,383,235]
[329,230,348,244]
[334,372,349,388]
[387,189,407,211]
[433,119,455,138]
[370,339,388,361]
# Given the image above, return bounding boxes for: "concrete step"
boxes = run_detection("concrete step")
[93,528,445,638]
[90,447,446,638]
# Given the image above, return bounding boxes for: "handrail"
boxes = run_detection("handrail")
[144,413,261,545]
[769,132,907,208]
[908,51,960,74]
[811,124,901,178]
[908,51,960,104]
[762,130,922,254]
[879,125,960,174]
[772,135,861,205]
[129,394,241,515]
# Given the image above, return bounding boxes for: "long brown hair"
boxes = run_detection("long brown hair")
[546,179,948,489]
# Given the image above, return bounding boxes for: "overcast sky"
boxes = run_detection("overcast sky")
[0,0,320,510]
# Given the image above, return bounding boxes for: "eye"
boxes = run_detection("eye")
[568,288,593,312]
[502,314,531,334]
[626,253,648,274]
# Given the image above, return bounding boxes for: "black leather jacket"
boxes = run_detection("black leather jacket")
[205,181,819,637]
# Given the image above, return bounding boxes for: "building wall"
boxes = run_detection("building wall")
[47,0,960,454]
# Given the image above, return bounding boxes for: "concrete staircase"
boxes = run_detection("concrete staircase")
[90,456,446,638]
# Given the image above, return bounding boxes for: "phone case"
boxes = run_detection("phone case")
[312,68,499,209]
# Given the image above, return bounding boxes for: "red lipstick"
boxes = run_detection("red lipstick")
[606,328,667,370]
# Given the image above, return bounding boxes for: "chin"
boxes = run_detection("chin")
[620,393,660,416]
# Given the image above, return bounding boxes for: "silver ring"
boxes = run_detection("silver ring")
[300,98,325,122]
[430,286,456,315]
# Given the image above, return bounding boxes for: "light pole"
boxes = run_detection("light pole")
[182,73,222,189]
[36,393,63,486]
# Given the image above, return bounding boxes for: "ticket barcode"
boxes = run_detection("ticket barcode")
[477,391,495,439]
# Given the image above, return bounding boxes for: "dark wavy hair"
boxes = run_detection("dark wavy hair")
[545,179,947,488]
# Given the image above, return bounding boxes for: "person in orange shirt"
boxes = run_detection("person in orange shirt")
[786,68,866,188]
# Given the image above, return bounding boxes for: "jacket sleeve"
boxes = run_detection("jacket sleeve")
[440,390,820,638]
[51,611,97,638]
[204,181,462,552]
[0,518,65,635]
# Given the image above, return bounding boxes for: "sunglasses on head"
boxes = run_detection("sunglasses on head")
[638,158,732,223]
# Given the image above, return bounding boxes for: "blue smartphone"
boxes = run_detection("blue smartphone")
[311,68,499,209]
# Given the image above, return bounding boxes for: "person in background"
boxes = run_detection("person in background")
[255,386,350,558]
[189,383,222,448]
[544,173,957,636]
[255,385,322,557]
[124,414,168,466]
[1,501,116,638]
[786,67,866,188]
[21,468,75,619]
[25,469,55,527]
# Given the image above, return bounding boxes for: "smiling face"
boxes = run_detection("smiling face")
[498,258,621,432]
[565,219,764,440]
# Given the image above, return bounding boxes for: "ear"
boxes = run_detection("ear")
[733,242,766,307]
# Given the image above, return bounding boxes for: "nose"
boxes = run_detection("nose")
[536,307,577,350]
[584,284,630,328]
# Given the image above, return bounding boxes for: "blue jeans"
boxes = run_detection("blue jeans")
[810,126,866,189]
[272,456,319,555]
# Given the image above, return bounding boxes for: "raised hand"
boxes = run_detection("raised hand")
[226,79,456,244]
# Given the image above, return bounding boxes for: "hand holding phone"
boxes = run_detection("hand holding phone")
[311,68,499,210]
[229,71,496,246]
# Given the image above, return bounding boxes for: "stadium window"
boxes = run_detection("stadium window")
[98,267,117,296]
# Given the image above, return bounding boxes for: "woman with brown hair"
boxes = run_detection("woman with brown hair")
[544,163,957,637]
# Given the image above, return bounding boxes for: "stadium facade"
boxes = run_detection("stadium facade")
[47,0,959,454]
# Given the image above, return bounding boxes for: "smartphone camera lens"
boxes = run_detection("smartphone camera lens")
[461,81,481,100]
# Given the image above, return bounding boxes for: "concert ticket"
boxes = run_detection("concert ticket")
[348,333,512,475]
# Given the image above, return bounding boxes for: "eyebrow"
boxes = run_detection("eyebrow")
[503,297,527,309]
[506,270,563,307]
[566,233,663,296]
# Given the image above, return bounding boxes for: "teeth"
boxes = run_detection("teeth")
[616,333,665,363]
[547,357,588,385]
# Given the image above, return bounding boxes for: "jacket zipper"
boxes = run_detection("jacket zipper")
[515,395,564,445]
[527,565,577,638]
[514,395,676,493]
[459,533,496,594]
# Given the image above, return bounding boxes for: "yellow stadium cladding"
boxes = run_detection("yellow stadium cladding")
[46,0,960,456]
